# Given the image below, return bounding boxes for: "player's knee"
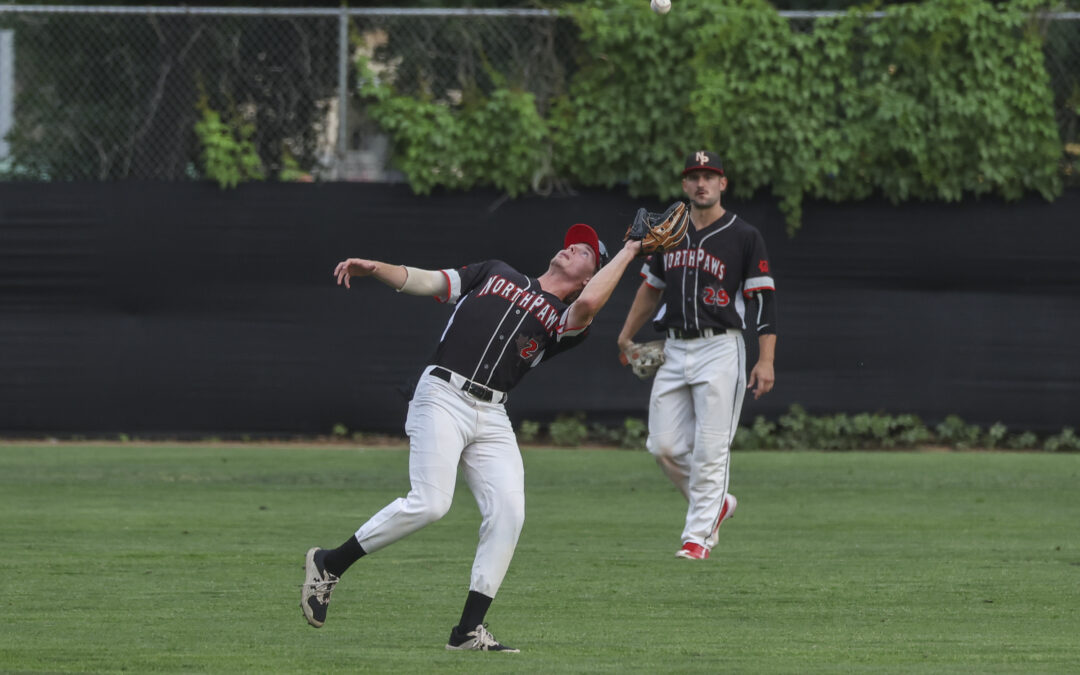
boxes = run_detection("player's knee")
[504,495,525,533]
[481,493,525,539]
[647,434,688,459]
[408,489,453,524]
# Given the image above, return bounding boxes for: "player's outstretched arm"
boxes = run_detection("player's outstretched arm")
[566,239,642,328]
[333,258,445,297]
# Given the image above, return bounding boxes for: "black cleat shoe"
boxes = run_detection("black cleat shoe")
[446,624,520,652]
[300,547,339,628]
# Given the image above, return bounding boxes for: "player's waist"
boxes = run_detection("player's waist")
[667,326,739,340]
[427,366,509,404]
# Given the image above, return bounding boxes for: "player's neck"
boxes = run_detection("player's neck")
[537,270,576,302]
[690,203,726,230]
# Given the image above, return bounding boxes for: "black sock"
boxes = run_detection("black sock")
[455,590,493,633]
[322,535,366,577]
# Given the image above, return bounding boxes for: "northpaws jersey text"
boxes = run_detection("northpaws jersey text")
[476,274,561,333]
[662,248,726,280]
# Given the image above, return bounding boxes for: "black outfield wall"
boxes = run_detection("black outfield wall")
[1,182,1077,435]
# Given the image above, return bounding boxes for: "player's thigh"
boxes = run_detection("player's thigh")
[461,408,524,517]
[691,335,747,438]
[648,361,696,456]
[405,380,473,493]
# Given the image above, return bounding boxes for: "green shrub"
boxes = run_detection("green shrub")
[895,415,934,448]
[1044,427,1080,452]
[520,407,1065,452]
[619,418,649,450]
[549,413,589,447]
[732,416,777,450]
[518,420,543,443]
[935,415,982,450]
[983,422,1009,449]
[1007,431,1039,450]
[761,405,932,450]
[589,422,622,446]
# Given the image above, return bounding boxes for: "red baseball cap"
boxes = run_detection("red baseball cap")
[564,223,609,271]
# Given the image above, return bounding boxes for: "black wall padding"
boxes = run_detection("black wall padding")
[1,182,1077,435]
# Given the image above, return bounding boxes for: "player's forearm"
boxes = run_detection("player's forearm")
[397,266,445,296]
[617,283,662,350]
[367,261,409,290]
[570,241,641,323]
[757,333,776,365]
[370,263,444,296]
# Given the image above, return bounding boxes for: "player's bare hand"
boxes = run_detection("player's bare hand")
[334,258,377,289]
[623,239,643,256]
[747,361,775,400]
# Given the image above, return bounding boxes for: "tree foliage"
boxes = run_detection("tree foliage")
[358,55,550,196]
[193,91,264,189]
[1,11,338,181]
[362,0,1064,230]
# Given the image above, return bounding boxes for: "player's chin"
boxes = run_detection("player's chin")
[549,257,572,275]
[691,196,718,209]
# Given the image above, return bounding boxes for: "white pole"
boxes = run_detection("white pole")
[336,8,348,178]
[0,30,13,159]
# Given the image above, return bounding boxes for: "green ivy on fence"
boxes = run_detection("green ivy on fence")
[194,91,265,189]
[357,0,1063,231]
[358,55,550,197]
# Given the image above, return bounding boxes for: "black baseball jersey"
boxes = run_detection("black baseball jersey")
[429,260,589,392]
[642,212,776,333]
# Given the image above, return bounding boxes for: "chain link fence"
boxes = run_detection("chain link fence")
[0,5,1077,182]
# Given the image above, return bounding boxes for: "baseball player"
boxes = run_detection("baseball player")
[617,150,777,560]
[302,225,643,652]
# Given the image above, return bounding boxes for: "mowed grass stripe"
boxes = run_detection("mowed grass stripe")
[0,445,1077,673]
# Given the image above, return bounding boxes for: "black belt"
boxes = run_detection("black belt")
[667,327,731,340]
[430,367,506,404]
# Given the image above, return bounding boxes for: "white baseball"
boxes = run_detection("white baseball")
[651,0,671,15]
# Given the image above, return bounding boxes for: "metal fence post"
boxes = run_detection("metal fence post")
[336,8,348,179]
[0,30,14,159]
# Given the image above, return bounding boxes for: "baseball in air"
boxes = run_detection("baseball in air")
[651,0,671,14]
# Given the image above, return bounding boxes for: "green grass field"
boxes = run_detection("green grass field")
[1,444,1078,673]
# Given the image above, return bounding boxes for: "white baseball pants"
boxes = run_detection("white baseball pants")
[353,367,524,598]
[646,332,746,549]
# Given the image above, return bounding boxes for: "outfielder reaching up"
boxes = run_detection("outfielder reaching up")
[617,150,777,561]
[302,224,643,652]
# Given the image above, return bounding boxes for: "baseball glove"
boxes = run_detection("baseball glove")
[624,201,690,254]
[619,340,666,380]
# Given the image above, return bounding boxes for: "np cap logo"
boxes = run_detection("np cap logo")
[682,150,724,176]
